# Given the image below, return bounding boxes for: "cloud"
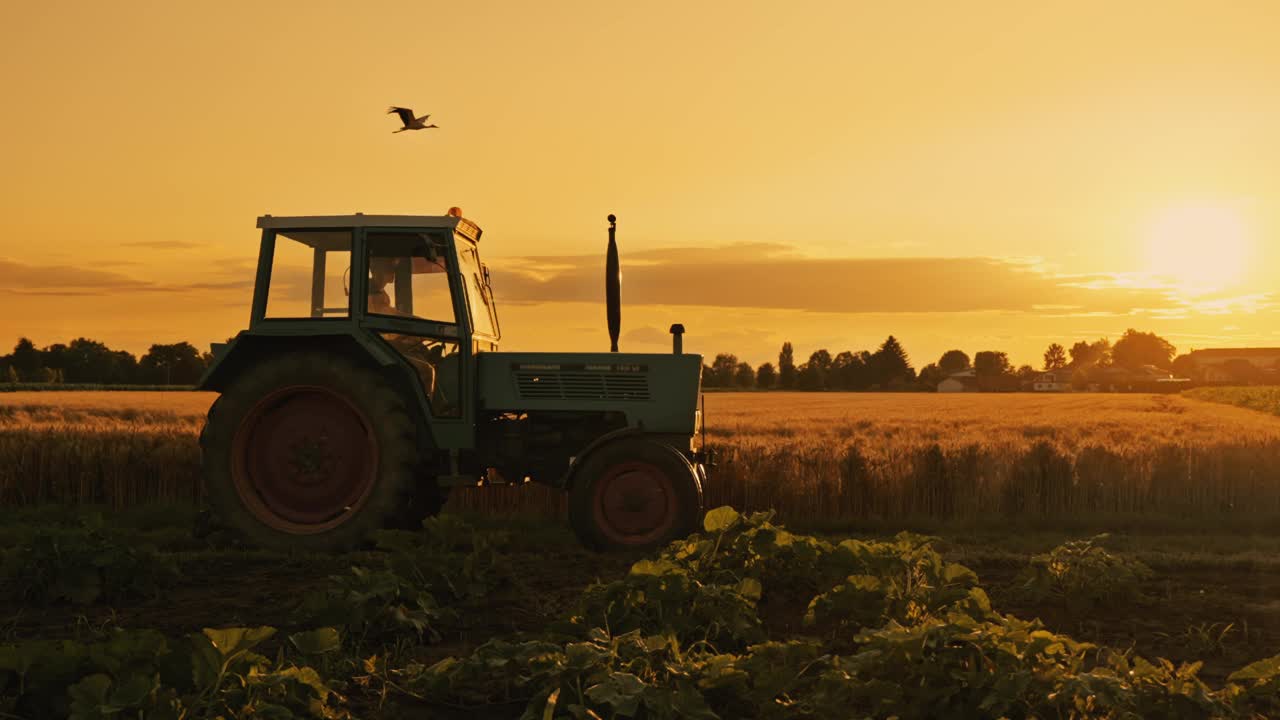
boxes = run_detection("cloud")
[487,246,1186,316]
[0,258,158,294]
[121,241,201,250]
[0,258,260,297]
[183,280,257,291]
[622,326,671,345]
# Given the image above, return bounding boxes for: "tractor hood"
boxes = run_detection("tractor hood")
[477,352,703,435]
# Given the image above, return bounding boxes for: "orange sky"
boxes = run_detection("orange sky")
[2,1,1278,368]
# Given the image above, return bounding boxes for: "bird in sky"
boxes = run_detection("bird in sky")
[387,107,439,133]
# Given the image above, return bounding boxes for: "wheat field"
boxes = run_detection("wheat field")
[4,390,1280,526]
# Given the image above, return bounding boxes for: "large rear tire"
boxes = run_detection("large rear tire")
[200,351,425,552]
[569,437,703,552]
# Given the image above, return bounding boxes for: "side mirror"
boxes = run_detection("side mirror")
[482,264,492,286]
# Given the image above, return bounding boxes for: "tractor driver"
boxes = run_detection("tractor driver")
[367,256,400,315]
[365,254,459,416]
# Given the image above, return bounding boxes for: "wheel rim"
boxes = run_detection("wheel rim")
[231,385,378,534]
[591,460,678,547]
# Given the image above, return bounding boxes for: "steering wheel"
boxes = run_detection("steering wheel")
[386,334,446,357]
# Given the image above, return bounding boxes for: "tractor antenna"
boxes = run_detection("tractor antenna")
[606,213,621,352]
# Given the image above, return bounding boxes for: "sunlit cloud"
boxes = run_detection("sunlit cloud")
[488,246,1183,316]
[0,258,158,294]
[121,241,201,250]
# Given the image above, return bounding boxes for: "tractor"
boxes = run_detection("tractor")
[198,209,708,552]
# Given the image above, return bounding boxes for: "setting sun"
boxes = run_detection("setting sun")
[1143,204,1253,294]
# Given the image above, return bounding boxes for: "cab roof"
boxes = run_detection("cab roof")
[256,214,481,241]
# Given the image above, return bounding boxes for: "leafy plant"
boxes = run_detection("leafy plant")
[298,565,455,647]
[572,558,765,650]
[804,533,988,640]
[298,516,510,647]
[1018,534,1153,612]
[0,625,349,719]
[1,528,179,605]
[407,629,718,720]
[1225,653,1280,716]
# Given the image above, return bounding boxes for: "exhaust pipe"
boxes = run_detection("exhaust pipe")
[606,213,620,352]
[670,324,684,354]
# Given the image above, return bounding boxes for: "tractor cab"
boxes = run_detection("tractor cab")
[212,211,500,430]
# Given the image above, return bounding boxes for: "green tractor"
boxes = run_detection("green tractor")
[198,210,708,552]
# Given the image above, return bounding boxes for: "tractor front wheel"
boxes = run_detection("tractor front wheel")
[569,437,703,552]
[200,351,424,551]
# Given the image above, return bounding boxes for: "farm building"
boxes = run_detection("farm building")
[937,369,979,393]
[1033,368,1073,392]
[1181,348,1280,384]
[1085,365,1191,393]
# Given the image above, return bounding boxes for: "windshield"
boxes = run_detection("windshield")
[457,239,498,338]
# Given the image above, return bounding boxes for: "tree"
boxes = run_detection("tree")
[870,336,914,387]
[796,362,825,391]
[42,343,69,377]
[707,353,739,388]
[3,366,18,384]
[1043,343,1067,370]
[831,350,870,390]
[778,342,797,390]
[1016,364,1038,387]
[1069,338,1112,368]
[937,350,971,375]
[734,362,755,388]
[796,350,833,391]
[11,338,40,382]
[1111,329,1176,370]
[108,350,139,384]
[755,362,776,389]
[63,338,118,383]
[701,364,718,387]
[139,342,206,385]
[1171,354,1197,381]
[917,363,944,390]
[973,351,1013,378]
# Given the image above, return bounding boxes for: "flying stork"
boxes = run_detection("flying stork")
[387,107,438,133]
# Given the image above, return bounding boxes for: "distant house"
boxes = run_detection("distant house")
[1033,368,1073,392]
[1182,348,1280,384]
[1086,365,1191,393]
[937,369,979,393]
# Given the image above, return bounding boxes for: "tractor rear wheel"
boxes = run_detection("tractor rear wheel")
[200,351,424,551]
[568,437,703,552]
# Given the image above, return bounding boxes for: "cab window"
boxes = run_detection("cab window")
[264,230,352,318]
[457,241,498,338]
[365,232,454,323]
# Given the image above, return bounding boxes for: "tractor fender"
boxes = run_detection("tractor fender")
[198,331,400,392]
[561,428,701,493]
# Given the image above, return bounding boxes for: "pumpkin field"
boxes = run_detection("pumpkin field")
[4,391,1280,718]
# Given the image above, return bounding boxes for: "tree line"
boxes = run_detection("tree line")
[0,337,211,386]
[0,327,1221,391]
[702,336,919,391]
[702,328,1187,392]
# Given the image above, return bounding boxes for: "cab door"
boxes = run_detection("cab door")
[354,228,474,449]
